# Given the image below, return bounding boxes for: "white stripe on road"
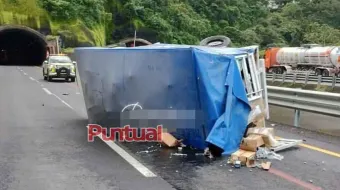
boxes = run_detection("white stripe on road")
[86,125,157,177]
[40,83,156,178]
[42,88,52,95]
[42,88,73,109]
[29,77,35,81]
[23,72,27,75]
[52,94,74,110]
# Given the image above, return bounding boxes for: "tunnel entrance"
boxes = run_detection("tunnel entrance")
[0,25,47,66]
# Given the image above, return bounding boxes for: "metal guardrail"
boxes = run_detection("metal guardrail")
[266,73,340,87]
[267,86,340,127]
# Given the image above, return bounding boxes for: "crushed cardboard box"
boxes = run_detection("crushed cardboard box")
[247,127,279,147]
[240,134,265,152]
[160,132,181,147]
[231,149,256,168]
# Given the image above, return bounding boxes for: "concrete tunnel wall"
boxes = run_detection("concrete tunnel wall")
[0,25,47,66]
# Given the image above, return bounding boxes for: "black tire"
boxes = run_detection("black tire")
[70,77,75,82]
[47,74,52,82]
[199,35,231,47]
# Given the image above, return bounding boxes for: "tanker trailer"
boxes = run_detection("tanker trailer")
[265,46,340,76]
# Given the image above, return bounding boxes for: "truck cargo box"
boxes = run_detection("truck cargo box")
[75,45,256,154]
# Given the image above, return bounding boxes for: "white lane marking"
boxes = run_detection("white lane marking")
[42,88,52,95]
[40,83,156,178]
[23,72,27,75]
[52,94,74,110]
[85,126,157,177]
[29,77,35,81]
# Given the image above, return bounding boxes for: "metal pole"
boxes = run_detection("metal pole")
[294,92,300,127]
[133,30,136,47]
[294,109,301,127]
[56,36,59,54]
[318,75,322,86]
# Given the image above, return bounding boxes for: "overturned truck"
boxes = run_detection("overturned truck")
[74,38,269,155]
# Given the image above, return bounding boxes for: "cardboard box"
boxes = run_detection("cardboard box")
[247,127,274,136]
[231,149,246,162]
[241,151,256,167]
[240,134,264,152]
[231,149,256,167]
[247,127,278,147]
[160,132,179,147]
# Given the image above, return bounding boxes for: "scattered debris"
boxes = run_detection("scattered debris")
[62,93,69,95]
[234,160,241,168]
[271,124,276,127]
[176,170,179,173]
[249,169,253,172]
[171,153,187,157]
[304,162,307,164]
[270,138,303,152]
[137,149,158,154]
[195,153,204,156]
[229,169,233,172]
[322,168,326,171]
[203,147,214,159]
[309,180,313,183]
[178,147,183,151]
[261,162,271,170]
[322,161,325,164]
[42,103,44,106]
[256,147,284,161]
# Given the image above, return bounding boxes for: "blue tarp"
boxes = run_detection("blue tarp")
[75,45,252,155]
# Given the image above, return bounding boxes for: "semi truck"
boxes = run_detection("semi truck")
[264,44,340,76]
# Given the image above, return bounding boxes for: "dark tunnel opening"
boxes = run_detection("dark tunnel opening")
[0,26,47,66]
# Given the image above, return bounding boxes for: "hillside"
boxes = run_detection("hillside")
[1,0,340,48]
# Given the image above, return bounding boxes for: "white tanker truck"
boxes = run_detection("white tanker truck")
[264,44,340,76]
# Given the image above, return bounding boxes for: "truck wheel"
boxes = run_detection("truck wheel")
[199,35,231,47]
[70,77,75,82]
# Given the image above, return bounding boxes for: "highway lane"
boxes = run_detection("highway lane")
[0,65,175,190]
[1,65,340,190]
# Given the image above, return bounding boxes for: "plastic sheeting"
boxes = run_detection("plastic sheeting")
[75,45,251,154]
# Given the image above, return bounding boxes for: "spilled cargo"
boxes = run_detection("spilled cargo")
[74,44,269,155]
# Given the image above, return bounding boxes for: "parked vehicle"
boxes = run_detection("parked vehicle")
[42,54,76,82]
[264,44,340,76]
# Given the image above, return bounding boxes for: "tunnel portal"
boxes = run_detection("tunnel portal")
[0,25,47,66]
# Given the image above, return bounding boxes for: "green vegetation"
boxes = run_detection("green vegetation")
[1,0,340,48]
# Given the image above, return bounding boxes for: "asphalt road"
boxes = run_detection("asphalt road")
[0,65,339,190]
